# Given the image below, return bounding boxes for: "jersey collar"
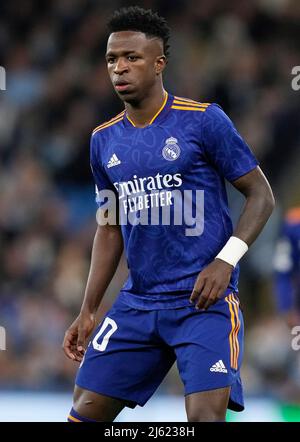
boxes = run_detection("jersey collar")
[124,91,173,128]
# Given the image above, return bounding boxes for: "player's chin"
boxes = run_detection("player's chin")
[115,87,137,101]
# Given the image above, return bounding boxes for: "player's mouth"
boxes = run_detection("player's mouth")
[114,81,131,92]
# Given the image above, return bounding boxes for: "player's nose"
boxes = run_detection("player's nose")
[113,58,129,74]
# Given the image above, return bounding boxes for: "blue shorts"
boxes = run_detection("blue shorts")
[76,292,244,411]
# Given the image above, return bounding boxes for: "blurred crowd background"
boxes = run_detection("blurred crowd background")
[1,0,300,417]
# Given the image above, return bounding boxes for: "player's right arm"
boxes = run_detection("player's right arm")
[63,129,123,362]
[63,222,123,362]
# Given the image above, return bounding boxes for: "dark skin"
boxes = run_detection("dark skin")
[190,166,275,310]
[105,31,167,127]
[63,31,275,422]
[63,222,123,363]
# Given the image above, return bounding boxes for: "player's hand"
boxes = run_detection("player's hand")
[190,259,233,310]
[62,312,96,362]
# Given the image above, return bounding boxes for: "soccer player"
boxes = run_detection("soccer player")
[63,6,275,422]
[273,207,300,328]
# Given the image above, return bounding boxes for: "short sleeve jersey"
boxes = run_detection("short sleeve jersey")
[90,93,258,309]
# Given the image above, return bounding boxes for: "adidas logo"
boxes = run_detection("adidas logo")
[209,360,228,373]
[107,154,121,168]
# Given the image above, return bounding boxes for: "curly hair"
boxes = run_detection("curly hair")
[107,6,170,58]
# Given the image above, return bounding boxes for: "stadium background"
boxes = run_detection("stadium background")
[0,0,300,421]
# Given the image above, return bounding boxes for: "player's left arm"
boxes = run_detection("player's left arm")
[190,165,275,310]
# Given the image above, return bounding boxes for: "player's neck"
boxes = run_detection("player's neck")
[124,84,167,128]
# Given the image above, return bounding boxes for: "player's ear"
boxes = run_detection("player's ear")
[155,55,167,75]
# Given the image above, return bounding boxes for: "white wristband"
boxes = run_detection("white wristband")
[215,236,248,268]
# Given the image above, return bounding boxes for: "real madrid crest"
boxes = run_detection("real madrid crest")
[162,137,181,161]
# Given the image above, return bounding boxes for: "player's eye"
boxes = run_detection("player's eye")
[106,57,115,64]
[127,55,138,62]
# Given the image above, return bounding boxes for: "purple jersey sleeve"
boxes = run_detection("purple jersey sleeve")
[202,104,259,182]
[90,133,117,208]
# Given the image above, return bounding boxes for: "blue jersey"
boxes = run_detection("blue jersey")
[90,93,258,309]
[273,208,300,312]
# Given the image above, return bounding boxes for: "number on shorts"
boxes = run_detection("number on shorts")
[92,317,118,352]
